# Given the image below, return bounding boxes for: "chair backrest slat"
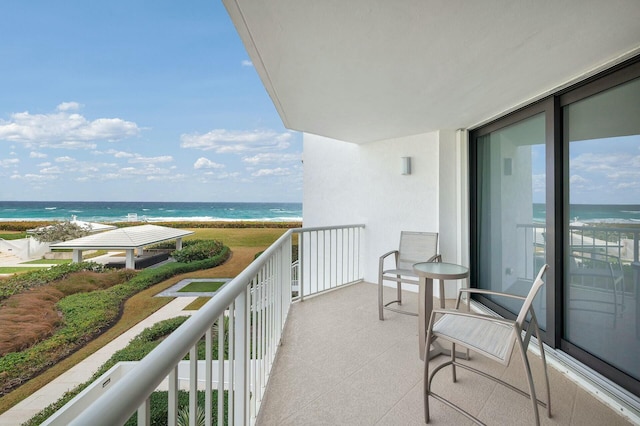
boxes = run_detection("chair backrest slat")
[397,231,438,270]
[515,264,548,327]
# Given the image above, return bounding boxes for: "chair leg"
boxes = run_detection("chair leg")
[424,330,434,423]
[451,342,457,383]
[397,274,402,305]
[536,328,552,418]
[378,277,384,320]
[439,279,445,309]
[517,340,541,426]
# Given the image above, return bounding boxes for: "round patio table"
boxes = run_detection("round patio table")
[412,262,469,360]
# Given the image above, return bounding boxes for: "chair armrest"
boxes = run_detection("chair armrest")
[427,254,442,263]
[379,250,398,260]
[379,250,399,273]
[455,288,526,309]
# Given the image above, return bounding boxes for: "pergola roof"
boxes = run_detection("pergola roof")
[50,224,194,250]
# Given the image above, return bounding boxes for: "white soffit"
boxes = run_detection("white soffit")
[224,0,640,143]
[50,225,194,250]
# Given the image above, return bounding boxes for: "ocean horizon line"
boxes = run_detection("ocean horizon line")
[0,201,303,223]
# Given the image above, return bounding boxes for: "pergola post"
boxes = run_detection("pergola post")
[126,249,136,269]
[137,246,144,256]
[176,238,183,250]
[72,249,83,263]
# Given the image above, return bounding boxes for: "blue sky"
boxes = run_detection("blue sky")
[0,1,302,202]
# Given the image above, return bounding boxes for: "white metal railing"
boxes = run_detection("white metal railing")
[294,225,364,301]
[50,224,364,425]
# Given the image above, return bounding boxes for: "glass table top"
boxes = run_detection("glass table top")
[412,262,469,279]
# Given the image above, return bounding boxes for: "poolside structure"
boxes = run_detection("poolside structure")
[49,224,193,269]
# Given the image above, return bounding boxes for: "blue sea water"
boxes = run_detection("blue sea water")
[0,201,302,223]
[533,203,640,224]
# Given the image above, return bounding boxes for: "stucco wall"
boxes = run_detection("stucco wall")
[303,130,466,295]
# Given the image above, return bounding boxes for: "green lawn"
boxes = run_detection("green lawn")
[21,259,72,265]
[178,281,225,293]
[0,267,45,274]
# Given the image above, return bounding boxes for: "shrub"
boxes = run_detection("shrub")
[0,246,230,396]
[0,287,64,355]
[171,240,224,263]
[22,317,190,426]
[123,390,227,426]
[30,221,91,243]
[0,262,104,301]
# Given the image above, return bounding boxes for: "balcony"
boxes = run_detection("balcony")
[43,225,636,425]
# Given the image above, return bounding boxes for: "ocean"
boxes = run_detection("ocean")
[532,203,640,224]
[0,201,302,223]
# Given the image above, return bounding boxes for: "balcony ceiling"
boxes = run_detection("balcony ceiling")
[224,0,640,144]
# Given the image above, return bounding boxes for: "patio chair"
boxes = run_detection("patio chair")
[378,231,441,320]
[424,264,550,425]
[568,251,625,327]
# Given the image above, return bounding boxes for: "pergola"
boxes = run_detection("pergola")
[50,224,194,269]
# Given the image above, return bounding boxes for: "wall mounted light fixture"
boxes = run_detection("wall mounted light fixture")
[401,156,412,175]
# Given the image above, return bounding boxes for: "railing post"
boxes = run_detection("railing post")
[234,288,248,425]
[205,327,213,426]
[137,398,150,426]
[298,231,304,301]
[189,346,197,426]
[168,366,178,426]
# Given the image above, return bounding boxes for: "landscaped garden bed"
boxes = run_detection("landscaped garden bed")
[0,242,230,397]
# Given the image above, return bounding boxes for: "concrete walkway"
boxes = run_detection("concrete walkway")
[0,296,197,426]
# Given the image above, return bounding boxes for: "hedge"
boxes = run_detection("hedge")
[23,317,190,426]
[0,246,230,396]
[171,240,224,263]
[24,316,229,426]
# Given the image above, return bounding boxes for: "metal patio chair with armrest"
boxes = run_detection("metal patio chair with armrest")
[569,251,625,327]
[378,231,441,320]
[424,264,551,425]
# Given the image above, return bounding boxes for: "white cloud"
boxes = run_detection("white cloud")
[40,166,62,174]
[242,152,300,165]
[55,156,75,163]
[571,153,621,171]
[180,129,292,153]
[37,162,51,167]
[30,151,47,158]
[113,151,135,158]
[251,167,291,177]
[194,157,225,169]
[128,155,173,164]
[56,101,81,111]
[570,174,589,185]
[147,174,187,182]
[0,105,140,148]
[50,141,98,150]
[198,171,241,181]
[241,60,253,67]
[10,173,53,182]
[0,158,19,167]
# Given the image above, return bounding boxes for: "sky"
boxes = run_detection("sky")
[0,1,302,203]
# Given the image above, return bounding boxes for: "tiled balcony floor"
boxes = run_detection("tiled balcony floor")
[256,282,633,425]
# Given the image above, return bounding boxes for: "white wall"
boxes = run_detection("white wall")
[303,130,468,295]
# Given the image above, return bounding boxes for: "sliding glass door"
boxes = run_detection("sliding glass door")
[471,57,640,396]
[473,110,548,329]
[562,75,640,386]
